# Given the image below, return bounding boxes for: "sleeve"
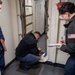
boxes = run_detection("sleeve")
[0,27,5,40]
[60,44,75,53]
[30,48,40,55]
[60,22,75,53]
[29,43,40,55]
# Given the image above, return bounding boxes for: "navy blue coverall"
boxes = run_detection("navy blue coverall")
[0,27,5,71]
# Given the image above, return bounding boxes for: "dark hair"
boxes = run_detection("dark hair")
[34,31,41,37]
[58,2,75,14]
[0,0,2,4]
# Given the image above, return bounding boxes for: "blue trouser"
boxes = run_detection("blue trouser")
[64,56,75,75]
[18,54,39,68]
[0,50,5,70]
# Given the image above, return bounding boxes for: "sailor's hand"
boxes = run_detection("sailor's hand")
[56,44,62,48]
[38,47,41,51]
[4,47,7,51]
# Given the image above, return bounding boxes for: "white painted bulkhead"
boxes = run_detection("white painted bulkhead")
[0,0,19,65]
[34,0,45,34]
[47,0,60,63]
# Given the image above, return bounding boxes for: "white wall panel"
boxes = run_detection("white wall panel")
[0,0,17,65]
[25,0,33,33]
[25,0,32,5]
[47,0,59,63]
[32,0,36,32]
[25,7,33,15]
[35,0,45,34]
[16,0,22,40]
[26,16,33,24]
[26,24,33,33]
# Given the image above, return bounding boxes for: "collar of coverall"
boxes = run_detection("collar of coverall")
[64,15,75,28]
